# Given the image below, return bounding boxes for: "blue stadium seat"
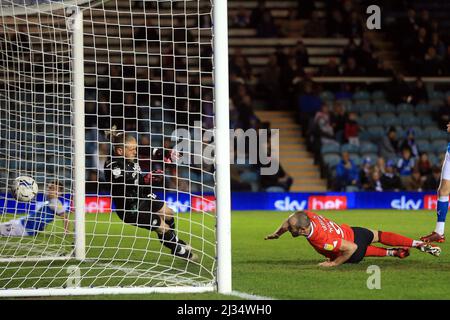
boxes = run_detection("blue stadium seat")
[371,90,385,101]
[360,112,377,120]
[412,127,428,140]
[375,103,396,114]
[429,130,448,140]
[320,91,334,102]
[367,126,385,140]
[361,116,383,127]
[432,139,447,153]
[360,142,378,154]
[321,144,340,155]
[428,153,440,166]
[341,143,360,154]
[265,186,286,192]
[354,102,372,114]
[416,139,432,153]
[323,154,341,169]
[382,116,402,127]
[349,155,363,166]
[337,99,352,110]
[353,91,370,101]
[420,117,435,127]
[396,103,414,114]
[429,91,444,100]
[359,131,371,142]
[401,115,421,127]
[415,103,433,114]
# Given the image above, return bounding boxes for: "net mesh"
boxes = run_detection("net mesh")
[0,0,216,292]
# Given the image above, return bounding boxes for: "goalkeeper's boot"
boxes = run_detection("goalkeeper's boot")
[416,243,441,257]
[392,247,410,259]
[420,232,445,243]
[174,244,199,263]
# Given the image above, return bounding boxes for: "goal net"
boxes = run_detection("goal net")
[0,0,231,296]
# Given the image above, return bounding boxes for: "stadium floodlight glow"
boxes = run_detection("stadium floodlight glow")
[0,0,231,297]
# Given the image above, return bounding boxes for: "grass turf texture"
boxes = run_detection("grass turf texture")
[1,210,449,299]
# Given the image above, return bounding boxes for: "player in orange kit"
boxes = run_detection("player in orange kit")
[265,211,441,267]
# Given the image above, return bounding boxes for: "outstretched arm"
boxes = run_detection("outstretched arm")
[265,220,289,240]
[318,239,357,267]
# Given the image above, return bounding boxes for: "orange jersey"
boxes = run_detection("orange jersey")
[304,211,354,260]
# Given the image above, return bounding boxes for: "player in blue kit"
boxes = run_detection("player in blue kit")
[421,122,450,243]
[0,181,70,237]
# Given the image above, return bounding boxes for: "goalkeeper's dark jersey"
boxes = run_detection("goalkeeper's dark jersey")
[104,157,153,213]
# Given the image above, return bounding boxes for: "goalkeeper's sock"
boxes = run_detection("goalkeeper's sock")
[365,245,388,257]
[158,230,187,256]
[435,196,448,235]
[378,231,413,247]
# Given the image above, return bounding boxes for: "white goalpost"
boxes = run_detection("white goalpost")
[0,0,231,297]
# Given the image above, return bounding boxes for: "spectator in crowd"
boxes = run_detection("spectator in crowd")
[229,49,253,82]
[258,53,282,107]
[416,152,432,176]
[436,94,450,128]
[410,78,429,104]
[256,9,278,37]
[85,170,99,194]
[230,6,251,27]
[375,156,386,175]
[335,151,359,191]
[260,165,293,192]
[379,127,400,160]
[388,73,412,104]
[344,112,360,146]
[294,40,309,67]
[330,100,347,143]
[327,9,346,37]
[345,11,363,38]
[367,170,384,192]
[359,157,373,190]
[250,0,266,28]
[430,33,446,60]
[303,11,327,37]
[400,128,419,158]
[422,47,442,76]
[381,160,403,191]
[405,168,424,191]
[320,58,341,76]
[298,81,322,136]
[423,165,442,191]
[313,104,339,148]
[341,57,363,76]
[397,147,416,186]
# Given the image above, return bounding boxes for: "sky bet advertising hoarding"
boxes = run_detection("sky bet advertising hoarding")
[0,192,444,214]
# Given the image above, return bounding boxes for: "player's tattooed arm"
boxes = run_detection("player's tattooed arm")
[265,220,289,240]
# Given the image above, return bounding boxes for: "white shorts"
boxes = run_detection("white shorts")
[0,219,31,237]
[442,151,450,181]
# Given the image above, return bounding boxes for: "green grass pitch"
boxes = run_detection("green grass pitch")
[1,210,449,300]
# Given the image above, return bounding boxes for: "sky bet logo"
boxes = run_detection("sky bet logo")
[390,196,422,210]
[274,196,347,211]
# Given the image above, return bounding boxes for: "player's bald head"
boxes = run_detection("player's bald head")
[288,211,311,229]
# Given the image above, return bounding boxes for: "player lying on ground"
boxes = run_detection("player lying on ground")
[104,126,198,262]
[265,210,441,267]
[0,181,70,237]
[421,122,450,243]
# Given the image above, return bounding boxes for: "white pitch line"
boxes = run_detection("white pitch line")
[229,290,276,300]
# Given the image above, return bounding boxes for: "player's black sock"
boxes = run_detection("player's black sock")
[158,230,188,257]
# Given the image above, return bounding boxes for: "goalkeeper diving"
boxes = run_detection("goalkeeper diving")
[104,126,198,262]
[0,181,70,237]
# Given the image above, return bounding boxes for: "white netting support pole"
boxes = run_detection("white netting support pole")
[214,0,232,294]
[70,6,86,261]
